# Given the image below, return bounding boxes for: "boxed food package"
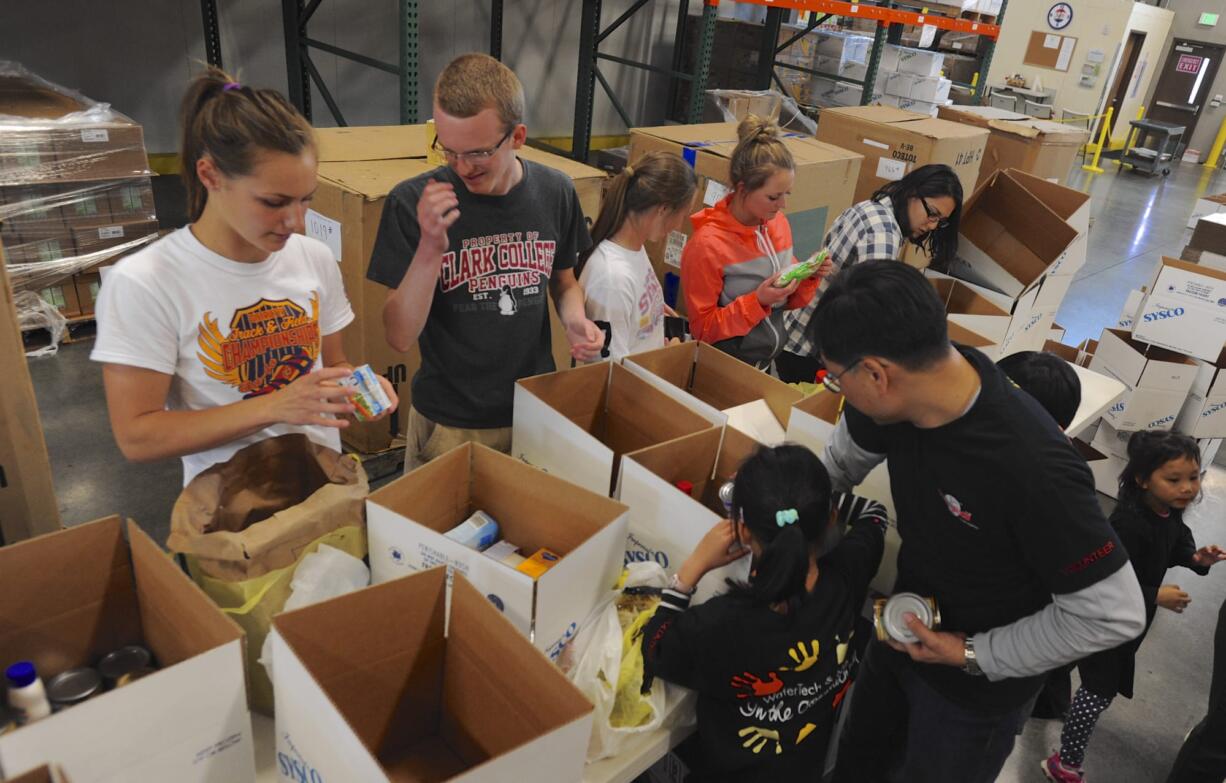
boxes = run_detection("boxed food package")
[367,442,629,661]
[0,517,253,782]
[1089,328,1197,431]
[512,361,717,497]
[937,106,1089,188]
[1132,257,1226,362]
[271,568,593,782]
[814,105,987,203]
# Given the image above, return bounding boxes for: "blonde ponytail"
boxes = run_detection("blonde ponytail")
[729,114,794,192]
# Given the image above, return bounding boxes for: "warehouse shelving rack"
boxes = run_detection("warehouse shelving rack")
[571,0,1004,163]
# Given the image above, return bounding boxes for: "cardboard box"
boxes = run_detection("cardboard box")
[68,218,157,258]
[0,516,253,782]
[1091,418,1132,460]
[8,764,69,783]
[814,105,987,203]
[1089,328,1197,431]
[37,278,81,318]
[617,426,756,603]
[272,568,593,783]
[1176,353,1226,438]
[512,361,717,497]
[880,45,945,77]
[936,106,1089,188]
[1201,437,1223,467]
[1002,169,1090,275]
[943,53,981,85]
[1118,288,1146,329]
[947,317,1001,360]
[0,243,61,543]
[894,97,941,118]
[929,275,1022,350]
[1075,438,1124,499]
[1191,212,1226,255]
[622,341,803,442]
[1133,257,1226,362]
[627,123,742,170]
[311,126,608,452]
[105,178,156,220]
[1187,193,1226,230]
[1182,245,1226,272]
[73,271,100,316]
[911,77,953,104]
[367,442,628,660]
[885,72,919,98]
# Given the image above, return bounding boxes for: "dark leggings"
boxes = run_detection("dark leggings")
[1059,686,1114,767]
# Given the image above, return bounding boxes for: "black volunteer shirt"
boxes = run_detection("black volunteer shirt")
[843,346,1130,711]
[366,159,590,428]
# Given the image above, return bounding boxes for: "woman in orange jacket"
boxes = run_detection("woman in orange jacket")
[680,115,827,369]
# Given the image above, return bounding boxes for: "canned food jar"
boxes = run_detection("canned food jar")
[46,667,102,710]
[98,645,153,687]
[873,592,941,644]
[717,480,735,516]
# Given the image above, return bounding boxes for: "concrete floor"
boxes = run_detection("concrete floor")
[23,159,1226,782]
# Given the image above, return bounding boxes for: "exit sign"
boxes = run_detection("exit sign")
[1200,12,1219,26]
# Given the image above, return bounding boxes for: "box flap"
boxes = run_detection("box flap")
[630,123,740,146]
[902,117,992,141]
[315,125,430,162]
[515,362,610,434]
[787,136,865,165]
[623,428,724,492]
[1043,339,1080,364]
[274,567,449,760]
[821,105,929,125]
[605,363,716,453]
[930,277,1010,317]
[318,159,439,200]
[1004,169,1090,222]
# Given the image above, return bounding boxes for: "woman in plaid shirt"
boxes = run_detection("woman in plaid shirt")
[776,164,963,384]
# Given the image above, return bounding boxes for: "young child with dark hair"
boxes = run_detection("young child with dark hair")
[641,445,887,782]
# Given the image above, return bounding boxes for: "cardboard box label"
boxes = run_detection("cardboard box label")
[876,157,907,180]
[1134,260,1226,361]
[665,230,687,269]
[306,208,342,263]
[97,225,124,240]
[80,129,109,143]
[703,180,730,207]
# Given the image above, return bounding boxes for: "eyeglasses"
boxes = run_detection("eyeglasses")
[822,357,864,394]
[921,197,951,229]
[431,127,514,164]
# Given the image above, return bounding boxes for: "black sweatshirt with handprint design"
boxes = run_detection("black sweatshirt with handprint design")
[642,497,887,782]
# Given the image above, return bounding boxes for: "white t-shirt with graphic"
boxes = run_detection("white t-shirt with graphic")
[580,240,666,362]
[91,227,355,485]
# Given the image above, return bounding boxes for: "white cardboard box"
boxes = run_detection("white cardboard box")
[512,361,716,497]
[272,568,593,783]
[1176,355,1226,438]
[881,45,944,77]
[1186,193,1226,230]
[1091,418,1133,460]
[1133,257,1226,363]
[1089,328,1197,431]
[1077,438,1125,499]
[895,97,941,118]
[885,71,918,98]
[929,269,1071,356]
[1118,288,1146,330]
[988,169,1091,279]
[367,442,629,662]
[617,427,757,604]
[0,517,254,783]
[911,77,952,103]
[623,341,803,444]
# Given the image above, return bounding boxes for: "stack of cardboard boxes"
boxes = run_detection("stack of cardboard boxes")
[0,67,157,319]
[774,28,878,109]
[936,105,1089,188]
[875,45,952,117]
[1186,192,1226,230]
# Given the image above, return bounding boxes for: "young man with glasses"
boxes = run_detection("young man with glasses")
[367,53,604,470]
[776,163,964,385]
[814,261,1146,783]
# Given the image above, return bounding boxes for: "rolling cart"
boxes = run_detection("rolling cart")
[1119,119,1185,177]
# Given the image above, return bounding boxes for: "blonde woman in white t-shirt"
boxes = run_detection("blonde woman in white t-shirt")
[578,151,697,362]
[91,67,397,485]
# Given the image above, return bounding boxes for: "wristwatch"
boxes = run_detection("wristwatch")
[667,574,697,596]
[962,636,983,676]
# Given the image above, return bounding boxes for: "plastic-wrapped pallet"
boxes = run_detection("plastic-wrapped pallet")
[0,61,157,301]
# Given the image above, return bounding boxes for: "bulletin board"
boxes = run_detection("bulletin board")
[1024,31,1079,72]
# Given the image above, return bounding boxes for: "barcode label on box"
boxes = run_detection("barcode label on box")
[665,231,687,269]
[81,129,110,143]
[99,226,125,240]
[306,209,343,263]
[876,158,907,181]
[703,180,730,207]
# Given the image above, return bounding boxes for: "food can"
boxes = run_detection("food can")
[115,667,156,688]
[98,645,153,687]
[47,667,102,709]
[717,480,735,516]
[873,592,941,644]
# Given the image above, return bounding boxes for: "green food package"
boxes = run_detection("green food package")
[774,247,829,287]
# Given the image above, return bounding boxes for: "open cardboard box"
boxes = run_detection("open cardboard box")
[0,517,253,782]
[1074,438,1124,500]
[367,443,628,661]
[271,568,593,783]
[1038,340,1128,439]
[512,361,717,497]
[783,391,900,594]
[8,765,69,783]
[1003,169,1090,277]
[617,427,757,604]
[935,107,1089,189]
[1176,350,1226,439]
[623,341,803,445]
[1133,257,1226,363]
[1089,328,1197,431]
[947,316,1001,360]
[929,275,1014,351]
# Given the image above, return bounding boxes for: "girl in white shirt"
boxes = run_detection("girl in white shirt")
[578,151,696,361]
[91,67,396,485]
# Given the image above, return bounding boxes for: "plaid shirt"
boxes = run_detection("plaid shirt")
[782,196,904,356]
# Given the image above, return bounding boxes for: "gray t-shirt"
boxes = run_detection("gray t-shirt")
[367,159,589,428]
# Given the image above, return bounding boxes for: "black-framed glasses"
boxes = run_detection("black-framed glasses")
[822,357,864,394]
[430,127,514,164]
[921,197,951,229]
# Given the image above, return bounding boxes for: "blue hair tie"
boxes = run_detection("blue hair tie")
[776,508,799,527]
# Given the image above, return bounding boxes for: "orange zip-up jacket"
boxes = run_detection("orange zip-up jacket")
[680,195,817,367]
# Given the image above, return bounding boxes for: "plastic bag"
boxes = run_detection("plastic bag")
[706,88,818,136]
[259,544,370,682]
[567,563,694,761]
[15,290,66,358]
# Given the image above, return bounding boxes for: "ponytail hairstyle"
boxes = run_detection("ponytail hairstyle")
[1117,430,1201,509]
[579,151,697,272]
[729,444,834,613]
[728,114,794,194]
[871,163,963,271]
[179,66,316,222]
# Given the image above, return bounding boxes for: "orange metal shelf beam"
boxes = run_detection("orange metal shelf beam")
[710,0,1001,39]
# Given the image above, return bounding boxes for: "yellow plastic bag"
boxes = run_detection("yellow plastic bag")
[609,607,660,729]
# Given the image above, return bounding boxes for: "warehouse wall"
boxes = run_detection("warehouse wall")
[984,0,1135,116]
[1144,0,1226,162]
[1114,3,1175,145]
[0,0,687,154]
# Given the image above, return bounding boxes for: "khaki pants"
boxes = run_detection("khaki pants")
[405,406,512,473]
